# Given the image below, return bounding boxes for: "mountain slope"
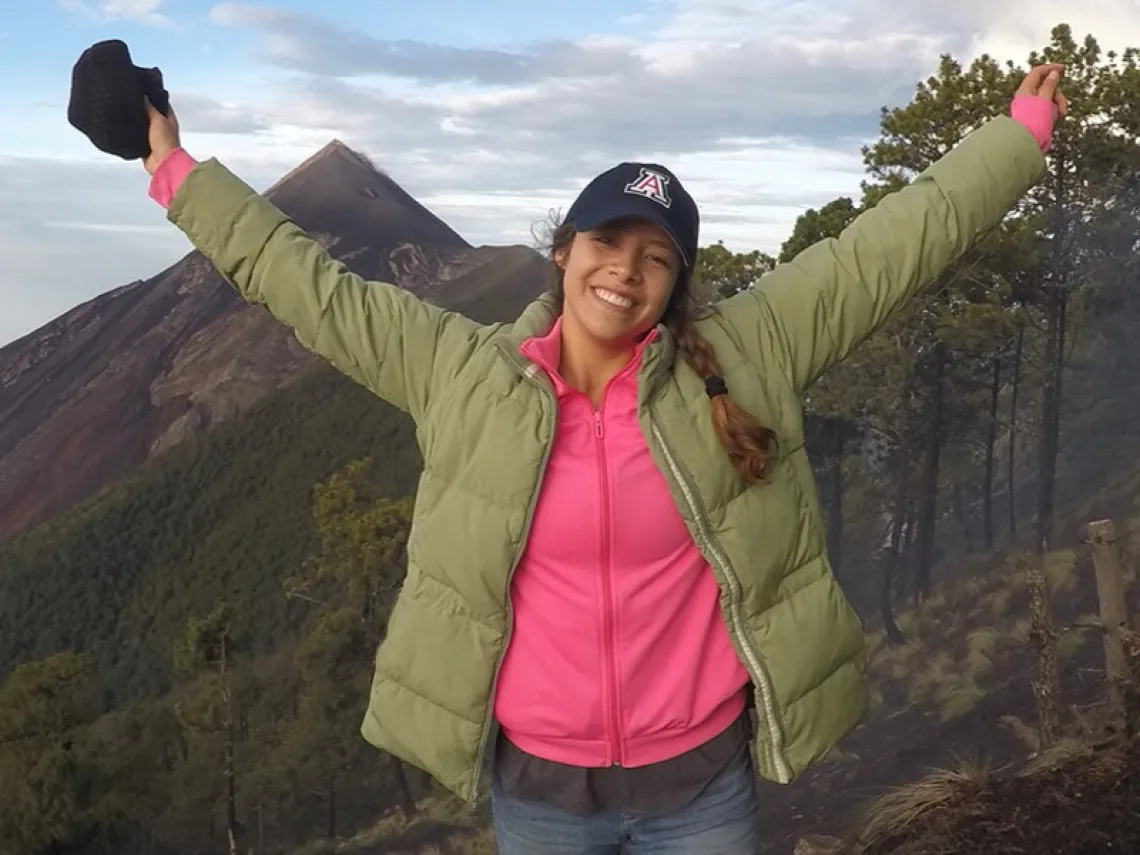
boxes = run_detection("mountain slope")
[0,154,553,696]
[0,363,416,697]
[0,140,543,541]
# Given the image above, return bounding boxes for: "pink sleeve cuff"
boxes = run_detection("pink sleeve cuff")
[1010,94,1056,154]
[148,147,199,209]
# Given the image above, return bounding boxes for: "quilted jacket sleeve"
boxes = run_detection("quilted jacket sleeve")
[166,159,481,421]
[718,115,1047,393]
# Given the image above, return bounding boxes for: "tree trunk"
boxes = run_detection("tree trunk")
[901,514,917,602]
[221,634,239,855]
[1036,157,1069,556]
[327,774,336,839]
[882,445,910,645]
[952,482,974,553]
[394,760,419,816]
[1036,294,1066,555]
[915,343,947,600]
[882,533,906,645]
[1087,520,1131,727]
[983,356,1000,549]
[1018,552,1062,747]
[1008,320,1024,536]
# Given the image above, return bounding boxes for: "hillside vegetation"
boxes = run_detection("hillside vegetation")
[1,22,1139,855]
[0,366,421,700]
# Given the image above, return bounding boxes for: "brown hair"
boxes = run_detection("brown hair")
[543,218,777,484]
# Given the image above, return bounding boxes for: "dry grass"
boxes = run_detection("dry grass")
[1003,616,1032,645]
[936,675,986,722]
[291,792,492,855]
[850,740,1140,855]
[997,713,1041,753]
[905,652,956,707]
[981,586,1014,620]
[1020,736,1099,776]
[1044,549,1080,594]
[1056,625,1089,664]
[885,660,911,682]
[957,575,989,601]
[965,626,1000,674]
[894,609,919,636]
[854,761,989,850]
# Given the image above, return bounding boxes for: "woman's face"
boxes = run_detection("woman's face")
[556,218,681,350]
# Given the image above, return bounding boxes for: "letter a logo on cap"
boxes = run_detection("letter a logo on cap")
[624,167,672,208]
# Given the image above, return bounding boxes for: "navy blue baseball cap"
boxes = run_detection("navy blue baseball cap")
[564,162,700,274]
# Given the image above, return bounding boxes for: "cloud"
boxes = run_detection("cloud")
[170,92,274,135]
[0,156,203,346]
[203,0,942,143]
[194,0,1140,214]
[59,0,174,28]
[8,0,1138,347]
[203,1,922,160]
[209,3,640,84]
[39,221,173,235]
[209,0,1070,165]
[181,0,923,241]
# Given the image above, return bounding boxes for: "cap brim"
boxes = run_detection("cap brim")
[571,206,692,269]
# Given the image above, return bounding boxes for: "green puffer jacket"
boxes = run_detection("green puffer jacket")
[165,115,1045,803]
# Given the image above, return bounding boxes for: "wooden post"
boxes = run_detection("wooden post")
[1018,552,1061,747]
[1087,519,1130,718]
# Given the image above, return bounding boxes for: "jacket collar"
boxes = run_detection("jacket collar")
[496,294,678,399]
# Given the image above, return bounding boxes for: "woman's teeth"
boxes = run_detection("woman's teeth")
[594,288,633,309]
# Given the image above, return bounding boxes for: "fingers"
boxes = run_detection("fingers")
[1015,63,1069,123]
[1036,67,1063,100]
[1054,90,1070,119]
[144,96,179,127]
[1014,67,1042,96]
[1017,63,1065,97]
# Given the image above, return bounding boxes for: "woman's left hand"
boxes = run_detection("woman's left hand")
[1016,63,1069,119]
[144,97,182,176]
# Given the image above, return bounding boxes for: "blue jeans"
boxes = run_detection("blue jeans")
[491,749,763,854]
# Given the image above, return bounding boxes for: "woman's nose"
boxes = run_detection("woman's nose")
[611,253,641,282]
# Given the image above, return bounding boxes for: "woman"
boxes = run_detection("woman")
[142,65,1066,853]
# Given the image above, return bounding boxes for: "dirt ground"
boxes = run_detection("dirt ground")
[854,739,1140,854]
[752,655,1131,853]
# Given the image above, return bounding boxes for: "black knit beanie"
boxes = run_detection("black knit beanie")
[67,39,171,161]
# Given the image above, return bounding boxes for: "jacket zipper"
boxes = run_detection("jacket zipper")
[594,409,624,766]
[468,359,558,805]
[647,410,792,784]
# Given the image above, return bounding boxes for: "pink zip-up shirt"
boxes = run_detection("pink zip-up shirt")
[492,317,750,768]
[147,94,1056,768]
[149,147,197,207]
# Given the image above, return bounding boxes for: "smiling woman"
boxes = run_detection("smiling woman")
[134,61,1064,853]
[538,162,779,485]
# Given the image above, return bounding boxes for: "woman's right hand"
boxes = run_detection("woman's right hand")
[1015,63,1069,118]
[144,97,181,176]
[1011,64,1068,153]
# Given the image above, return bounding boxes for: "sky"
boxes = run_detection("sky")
[1,1,1138,346]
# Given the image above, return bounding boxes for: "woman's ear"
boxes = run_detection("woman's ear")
[553,246,569,270]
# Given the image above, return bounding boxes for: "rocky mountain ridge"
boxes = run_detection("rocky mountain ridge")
[0,139,549,540]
